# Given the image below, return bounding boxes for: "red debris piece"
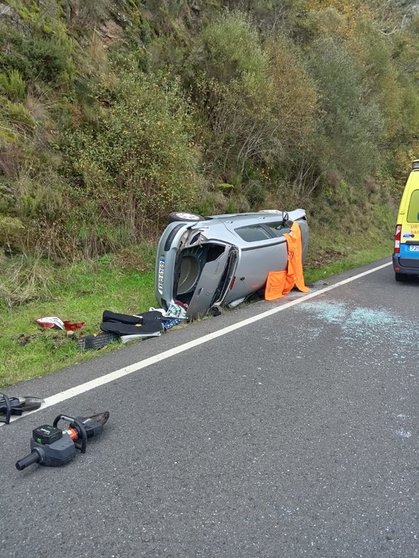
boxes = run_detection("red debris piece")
[63,321,85,331]
[36,317,65,330]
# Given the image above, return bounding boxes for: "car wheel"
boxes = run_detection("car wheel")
[395,272,408,282]
[168,212,203,223]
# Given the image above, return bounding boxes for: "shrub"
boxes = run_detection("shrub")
[0,21,74,87]
[0,99,36,136]
[266,36,318,151]
[348,20,403,142]
[14,172,67,221]
[307,37,384,185]
[0,70,26,101]
[0,215,25,247]
[196,10,268,82]
[62,66,202,249]
[186,11,279,178]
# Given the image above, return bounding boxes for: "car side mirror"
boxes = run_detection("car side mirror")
[281,212,293,228]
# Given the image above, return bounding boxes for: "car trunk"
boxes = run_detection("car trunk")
[173,243,238,319]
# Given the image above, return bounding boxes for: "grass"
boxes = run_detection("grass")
[0,247,157,387]
[304,228,393,283]
[0,234,393,389]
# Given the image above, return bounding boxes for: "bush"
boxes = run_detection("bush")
[0,99,36,135]
[186,11,278,178]
[0,215,25,247]
[14,172,67,221]
[266,36,318,151]
[196,10,268,82]
[62,66,202,250]
[0,21,74,87]
[307,37,384,185]
[348,20,403,142]
[0,70,26,101]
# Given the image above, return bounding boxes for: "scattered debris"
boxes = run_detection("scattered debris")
[100,310,164,339]
[0,393,43,425]
[63,320,85,331]
[77,306,186,350]
[78,332,119,351]
[165,302,188,319]
[36,316,65,329]
[209,306,222,317]
[36,317,85,331]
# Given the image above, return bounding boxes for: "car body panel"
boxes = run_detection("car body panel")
[155,209,308,319]
[393,161,419,277]
[187,245,231,317]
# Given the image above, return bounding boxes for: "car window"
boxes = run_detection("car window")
[264,221,290,236]
[235,225,273,242]
[264,221,284,231]
[407,189,419,223]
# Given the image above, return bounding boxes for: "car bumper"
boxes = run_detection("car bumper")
[392,254,419,276]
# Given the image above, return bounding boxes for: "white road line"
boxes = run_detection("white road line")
[3,261,392,423]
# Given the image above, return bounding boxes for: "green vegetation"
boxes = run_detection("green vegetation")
[1,0,418,257]
[0,0,418,385]
[0,244,156,386]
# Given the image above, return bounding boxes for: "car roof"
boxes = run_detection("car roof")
[203,211,284,224]
[208,210,281,218]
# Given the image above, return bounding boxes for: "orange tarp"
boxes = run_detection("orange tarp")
[264,221,309,301]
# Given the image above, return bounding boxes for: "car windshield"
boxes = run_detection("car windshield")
[407,189,419,223]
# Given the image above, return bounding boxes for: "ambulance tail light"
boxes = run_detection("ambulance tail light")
[394,224,402,254]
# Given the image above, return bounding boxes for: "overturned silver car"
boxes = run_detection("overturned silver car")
[155,209,309,319]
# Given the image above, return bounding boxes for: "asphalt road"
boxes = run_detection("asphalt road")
[1,258,417,558]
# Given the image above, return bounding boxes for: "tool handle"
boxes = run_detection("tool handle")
[0,392,12,424]
[16,451,40,471]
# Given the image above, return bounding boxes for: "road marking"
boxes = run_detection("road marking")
[3,261,392,423]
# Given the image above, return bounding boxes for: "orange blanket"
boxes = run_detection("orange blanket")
[264,221,309,301]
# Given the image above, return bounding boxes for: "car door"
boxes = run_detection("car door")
[400,187,419,267]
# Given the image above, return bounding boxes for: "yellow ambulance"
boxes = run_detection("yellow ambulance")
[393,159,419,281]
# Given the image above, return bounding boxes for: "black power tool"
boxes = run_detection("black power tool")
[16,411,110,471]
[0,393,43,425]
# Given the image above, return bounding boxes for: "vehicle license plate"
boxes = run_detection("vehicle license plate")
[158,257,165,292]
[408,245,419,252]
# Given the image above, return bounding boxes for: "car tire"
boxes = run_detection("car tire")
[395,272,408,282]
[168,212,203,223]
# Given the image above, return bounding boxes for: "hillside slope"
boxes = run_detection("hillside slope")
[0,0,418,264]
